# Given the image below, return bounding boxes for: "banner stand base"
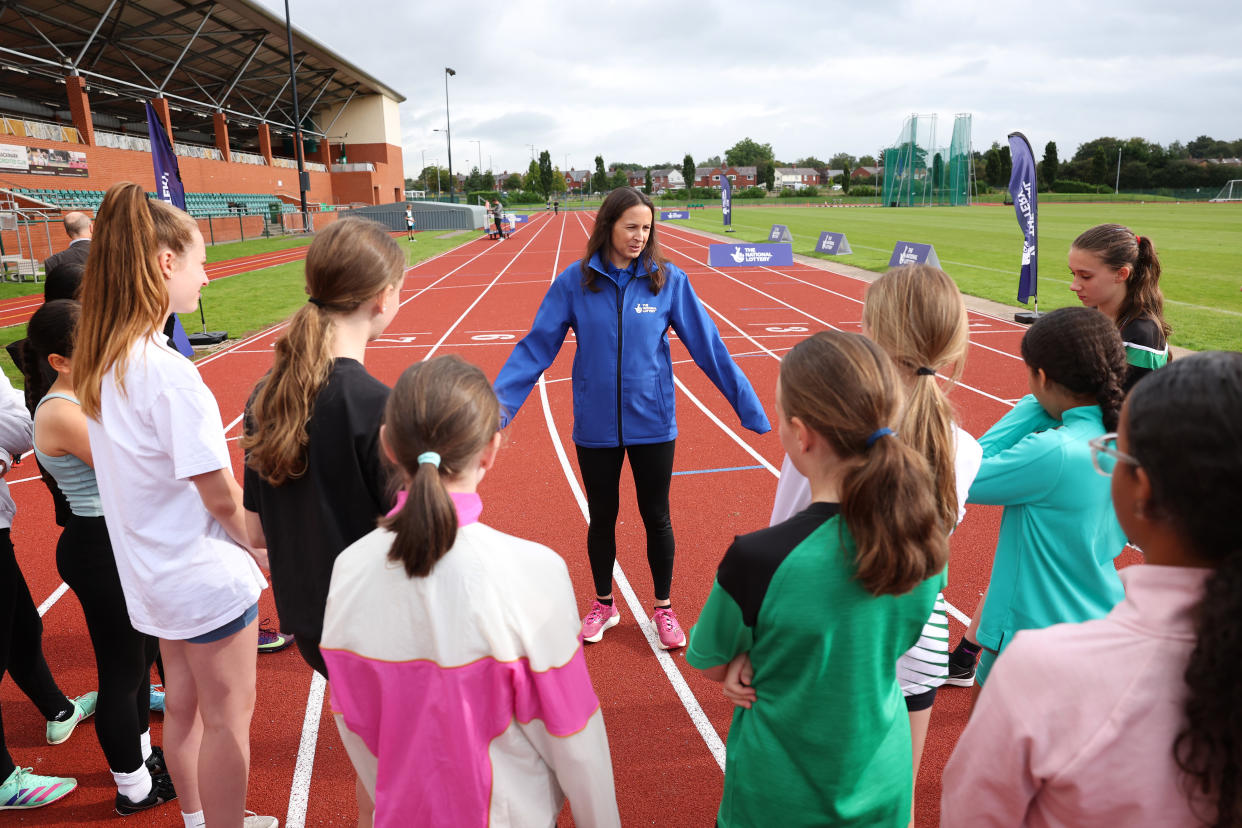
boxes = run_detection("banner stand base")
[724,228,735,233]
[188,331,228,346]
[1014,311,1041,325]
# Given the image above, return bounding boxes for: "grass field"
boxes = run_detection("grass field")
[0,233,462,386]
[676,202,1242,352]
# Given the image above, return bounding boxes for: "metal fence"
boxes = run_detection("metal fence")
[343,201,485,232]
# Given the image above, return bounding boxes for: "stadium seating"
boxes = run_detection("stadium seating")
[12,188,287,218]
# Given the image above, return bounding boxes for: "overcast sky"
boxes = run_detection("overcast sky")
[255,0,1241,177]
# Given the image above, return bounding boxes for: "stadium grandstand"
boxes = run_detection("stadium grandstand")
[0,0,406,263]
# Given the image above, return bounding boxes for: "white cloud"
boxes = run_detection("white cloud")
[254,0,1242,177]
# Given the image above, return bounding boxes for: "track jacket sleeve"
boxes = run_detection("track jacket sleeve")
[493,273,574,428]
[668,270,771,434]
[968,396,1063,506]
[0,372,33,462]
[506,557,621,828]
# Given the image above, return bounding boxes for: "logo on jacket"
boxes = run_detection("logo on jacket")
[634,302,657,314]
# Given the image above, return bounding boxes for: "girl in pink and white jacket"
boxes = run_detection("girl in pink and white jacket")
[320,355,620,828]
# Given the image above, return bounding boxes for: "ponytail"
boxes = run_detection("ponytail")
[780,332,947,596]
[1020,307,1126,431]
[863,265,970,531]
[21,300,81,416]
[75,182,196,418]
[1126,352,1242,827]
[242,218,404,486]
[379,356,500,578]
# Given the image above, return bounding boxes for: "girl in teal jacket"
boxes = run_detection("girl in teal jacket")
[967,307,1130,685]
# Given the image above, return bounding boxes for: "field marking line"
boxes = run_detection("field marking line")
[423,216,557,362]
[537,211,728,773]
[284,671,327,828]
[36,583,69,617]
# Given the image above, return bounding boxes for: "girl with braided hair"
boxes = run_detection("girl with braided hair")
[962,306,1130,687]
[1068,223,1170,390]
[943,351,1242,826]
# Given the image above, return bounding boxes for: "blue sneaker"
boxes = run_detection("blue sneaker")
[46,692,97,745]
[0,766,77,809]
[149,685,165,714]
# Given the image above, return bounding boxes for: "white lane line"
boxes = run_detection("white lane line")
[539,211,728,772]
[424,215,556,362]
[284,671,327,828]
[36,582,69,617]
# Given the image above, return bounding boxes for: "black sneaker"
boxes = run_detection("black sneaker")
[144,745,167,778]
[943,660,976,687]
[115,771,177,815]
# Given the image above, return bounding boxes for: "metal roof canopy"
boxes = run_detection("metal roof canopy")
[0,0,404,139]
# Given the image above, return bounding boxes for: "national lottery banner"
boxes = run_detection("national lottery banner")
[660,210,689,220]
[720,173,732,227]
[708,243,793,267]
[1008,131,1039,303]
[146,101,193,356]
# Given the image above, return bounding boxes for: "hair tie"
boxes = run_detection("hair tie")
[915,366,936,376]
[417,451,441,469]
[1134,234,1143,246]
[865,427,893,448]
[307,297,324,308]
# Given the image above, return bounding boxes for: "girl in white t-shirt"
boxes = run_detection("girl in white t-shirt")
[75,183,273,828]
[758,264,981,819]
[320,355,621,828]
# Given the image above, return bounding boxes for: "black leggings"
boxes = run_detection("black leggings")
[576,441,676,601]
[56,515,157,775]
[493,216,504,235]
[0,529,73,781]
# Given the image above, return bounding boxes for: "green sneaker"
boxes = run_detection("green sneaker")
[0,766,77,809]
[46,691,98,745]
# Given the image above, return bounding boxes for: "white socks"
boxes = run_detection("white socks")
[140,729,153,761]
[182,810,206,827]
[111,764,153,803]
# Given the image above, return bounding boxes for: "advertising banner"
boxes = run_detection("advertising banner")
[887,241,941,268]
[1008,131,1039,303]
[708,243,794,267]
[815,231,853,255]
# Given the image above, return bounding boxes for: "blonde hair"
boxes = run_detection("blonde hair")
[76,182,197,419]
[242,218,404,485]
[779,331,947,596]
[862,265,969,531]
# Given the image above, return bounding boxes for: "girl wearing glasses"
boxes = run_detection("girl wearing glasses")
[943,351,1242,826]
[960,307,1129,688]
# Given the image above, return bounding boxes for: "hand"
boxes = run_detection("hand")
[722,652,756,708]
[248,547,270,571]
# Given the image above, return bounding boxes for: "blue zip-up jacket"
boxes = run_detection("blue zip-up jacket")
[494,252,770,448]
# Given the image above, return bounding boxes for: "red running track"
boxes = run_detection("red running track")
[4,211,1139,826]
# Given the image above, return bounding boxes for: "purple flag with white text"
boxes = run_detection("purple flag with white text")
[145,101,193,356]
[720,171,732,227]
[1008,131,1038,304]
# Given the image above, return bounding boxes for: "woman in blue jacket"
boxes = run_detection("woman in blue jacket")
[494,188,770,650]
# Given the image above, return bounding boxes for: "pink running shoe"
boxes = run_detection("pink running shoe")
[581,600,620,643]
[652,608,686,650]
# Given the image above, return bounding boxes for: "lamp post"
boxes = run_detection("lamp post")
[432,158,441,198]
[283,0,309,226]
[444,67,456,203]
[1115,147,1122,195]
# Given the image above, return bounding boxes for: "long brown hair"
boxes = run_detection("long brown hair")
[1072,223,1170,338]
[242,218,404,485]
[75,182,197,419]
[779,331,948,595]
[380,355,500,577]
[581,187,667,294]
[863,265,969,531]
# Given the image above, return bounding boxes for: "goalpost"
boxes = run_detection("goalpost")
[1210,180,1242,202]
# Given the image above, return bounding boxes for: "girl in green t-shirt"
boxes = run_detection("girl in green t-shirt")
[687,331,948,827]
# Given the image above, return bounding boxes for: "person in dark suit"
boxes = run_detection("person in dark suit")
[43,212,91,300]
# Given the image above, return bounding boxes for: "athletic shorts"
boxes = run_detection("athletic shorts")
[186,602,258,644]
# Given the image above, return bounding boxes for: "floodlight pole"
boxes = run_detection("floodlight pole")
[284,0,309,227]
[444,67,456,203]
[1115,147,1122,195]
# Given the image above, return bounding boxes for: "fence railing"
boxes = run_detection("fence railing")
[331,162,374,173]
[174,142,223,161]
[232,150,267,166]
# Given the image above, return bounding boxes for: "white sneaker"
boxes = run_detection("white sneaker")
[244,811,279,828]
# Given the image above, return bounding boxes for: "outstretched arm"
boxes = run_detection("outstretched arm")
[494,275,573,427]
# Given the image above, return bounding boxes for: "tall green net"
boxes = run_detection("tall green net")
[882,113,972,206]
